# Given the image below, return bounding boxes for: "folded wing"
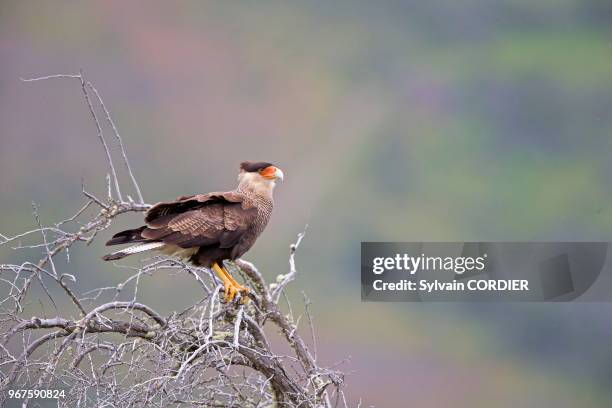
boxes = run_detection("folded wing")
[106,192,256,251]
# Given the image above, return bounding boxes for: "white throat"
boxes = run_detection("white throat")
[237,172,276,197]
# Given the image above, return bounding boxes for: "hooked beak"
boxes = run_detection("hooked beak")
[274,167,284,181]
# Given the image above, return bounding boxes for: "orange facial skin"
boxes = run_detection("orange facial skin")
[260,166,279,179]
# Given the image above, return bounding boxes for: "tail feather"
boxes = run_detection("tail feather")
[102,242,165,261]
[106,226,147,246]
[102,252,129,261]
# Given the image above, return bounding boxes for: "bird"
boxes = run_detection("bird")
[102,161,284,302]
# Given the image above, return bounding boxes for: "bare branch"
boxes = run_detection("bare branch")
[78,70,123,201]
[272,225,308,302]
[0,74,348,408]
[87,82,144,204]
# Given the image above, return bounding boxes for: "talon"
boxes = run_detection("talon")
[225,282,249,303]
[226,285,236,302]
[212,262,249,304]
[239,287,250,304]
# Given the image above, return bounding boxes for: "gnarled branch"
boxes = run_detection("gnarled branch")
[0,72,348,408]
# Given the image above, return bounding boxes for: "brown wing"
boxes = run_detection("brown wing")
[145,192,240,223]
[141,192,256,249]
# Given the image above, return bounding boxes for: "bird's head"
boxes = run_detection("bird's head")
[238,161,284,195]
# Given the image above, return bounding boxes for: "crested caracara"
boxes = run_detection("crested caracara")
[103,161,284,303]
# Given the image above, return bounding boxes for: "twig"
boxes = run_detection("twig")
[78,70,122,201]
[87,82,144,204]
[1,74,348,408]
[271,225,308,302]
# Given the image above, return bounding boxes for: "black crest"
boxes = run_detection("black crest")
[240,161,274,172]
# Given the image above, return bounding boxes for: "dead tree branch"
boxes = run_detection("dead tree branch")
[0,73,347,407]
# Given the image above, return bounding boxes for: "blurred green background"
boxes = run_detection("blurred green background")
[1,1,612,406]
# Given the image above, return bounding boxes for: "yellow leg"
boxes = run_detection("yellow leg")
[211,262,249,303]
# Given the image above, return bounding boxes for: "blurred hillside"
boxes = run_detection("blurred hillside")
[1,1,612,406]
